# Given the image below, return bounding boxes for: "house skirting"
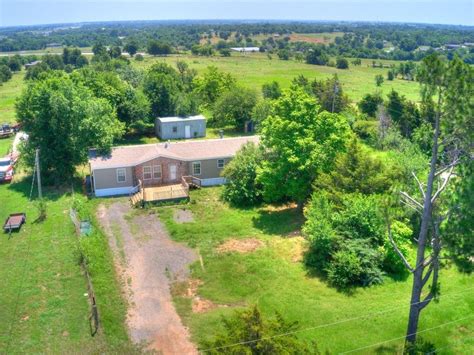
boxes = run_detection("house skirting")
[95,186,138,197]
[200,177,227,186]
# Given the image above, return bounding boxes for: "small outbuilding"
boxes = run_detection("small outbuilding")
[155,115,206,140]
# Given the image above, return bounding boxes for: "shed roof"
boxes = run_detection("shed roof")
[89,136,259,170]
[156,115,206,123]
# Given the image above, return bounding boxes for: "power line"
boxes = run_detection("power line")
[339,315,474,354]
[199,286,474,353]
[426,335,474,355]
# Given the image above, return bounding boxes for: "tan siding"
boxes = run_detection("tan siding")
[188,158,231,179]
[94,166,134,189]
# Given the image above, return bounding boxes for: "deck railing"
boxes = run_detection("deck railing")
[182,175,202,188]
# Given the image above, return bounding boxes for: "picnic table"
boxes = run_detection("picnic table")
[3,213,26,233]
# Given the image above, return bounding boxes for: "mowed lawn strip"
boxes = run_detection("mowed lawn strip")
[0,178,131,352]
[0,72,24,124]
[157,187,474,354]
[134,54,420,102]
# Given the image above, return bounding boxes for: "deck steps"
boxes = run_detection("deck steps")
[130,191,143,206]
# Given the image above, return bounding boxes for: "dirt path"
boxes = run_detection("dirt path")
[97,202,198,354]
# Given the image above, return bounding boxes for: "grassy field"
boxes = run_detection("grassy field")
[0,72,24,124]
[157,187,474,354]
[0,174,132,352]
[134,53,420,102]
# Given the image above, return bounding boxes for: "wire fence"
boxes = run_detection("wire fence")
[70,208,99,336]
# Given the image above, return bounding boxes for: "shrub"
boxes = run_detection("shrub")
[134,54,144,61]
[202,305,318,354]
[326,249,362,288]
[335,194,385,246]
[336,58,349,69]
[221,142,264,206]
[383,220,413,276]
[303,194,340,269]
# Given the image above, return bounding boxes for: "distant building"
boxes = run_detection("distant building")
[155,115,206,140]
[230,47,260,53]
[24,60,42,69]
[445,44,464,50]
[46,43,62,48]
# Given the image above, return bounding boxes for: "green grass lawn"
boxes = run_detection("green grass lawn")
[0,176,132,352]
[156,187,474,354]
[0,72,24,124]
[0,136,14,156]
[133,53,420,102]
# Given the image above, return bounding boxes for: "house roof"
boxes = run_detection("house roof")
[89,136,259,170]
[156,115,206,123]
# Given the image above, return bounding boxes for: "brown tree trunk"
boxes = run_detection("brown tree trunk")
[405,106,441,344]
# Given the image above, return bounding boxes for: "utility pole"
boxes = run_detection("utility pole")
[331,82,339,113]
[35,149,42,199]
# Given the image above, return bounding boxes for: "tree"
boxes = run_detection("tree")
[257,86,350,206]
[336,57,349,69]
[147,40,171,56]
[213,86,257,130]
[0,64,12,83]
[252,99,273,127]
[222,142,264,206]
[42,54,65,70]
[387,70,395,81]
[315,137,393,206]
[193,66,236,107]
[387,55,473,346]
[92,43,107,56]
[124,41,138,57]
[202,305,317,354]
[375,74,384,86]
[8,55,22,72]
[16,72,124,183]
[262,81,281,100]
[311,75,350,113]
[358,92,383,117]
[306,45,328,65]
[219,48,231,57]
[143,63,181,117]
[108,46,122,59]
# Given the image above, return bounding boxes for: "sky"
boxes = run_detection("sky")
[0,0,472,27]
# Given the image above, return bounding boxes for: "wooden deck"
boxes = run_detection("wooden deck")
[130,176,201,206]
[143,184,189,202]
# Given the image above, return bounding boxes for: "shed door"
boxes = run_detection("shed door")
[185,125,191,138]
[169,164,177,181]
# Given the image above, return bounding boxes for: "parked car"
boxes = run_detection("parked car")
[0,156,14,182]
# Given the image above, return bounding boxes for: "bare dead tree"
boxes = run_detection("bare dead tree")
[386,55,473,347]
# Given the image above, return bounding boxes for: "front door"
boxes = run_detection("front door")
[169,164,177,181]
[185,125,191,139]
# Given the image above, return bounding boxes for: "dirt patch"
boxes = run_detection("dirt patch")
[97,202,198,354]
[174,209,194,224]
[290,237,307,263]
[192,297,217,313]
[216,238,264,254]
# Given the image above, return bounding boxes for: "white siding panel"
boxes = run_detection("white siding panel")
[200,177,227,186]
[95,186,137,197]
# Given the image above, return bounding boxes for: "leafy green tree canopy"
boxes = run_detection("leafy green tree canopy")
[257,86,350,205]
[16,72,124,183]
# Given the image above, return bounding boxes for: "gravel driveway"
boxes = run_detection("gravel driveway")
[97,202,197,354]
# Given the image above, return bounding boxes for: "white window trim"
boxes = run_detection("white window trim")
[153,165,162,179]
[192,161,201,176]
[143,166,152,180]
[217,159,225,169]
[116,168,126,183]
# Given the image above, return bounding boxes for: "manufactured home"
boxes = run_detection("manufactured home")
[88,136,259,200]
[155,115,206,140]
